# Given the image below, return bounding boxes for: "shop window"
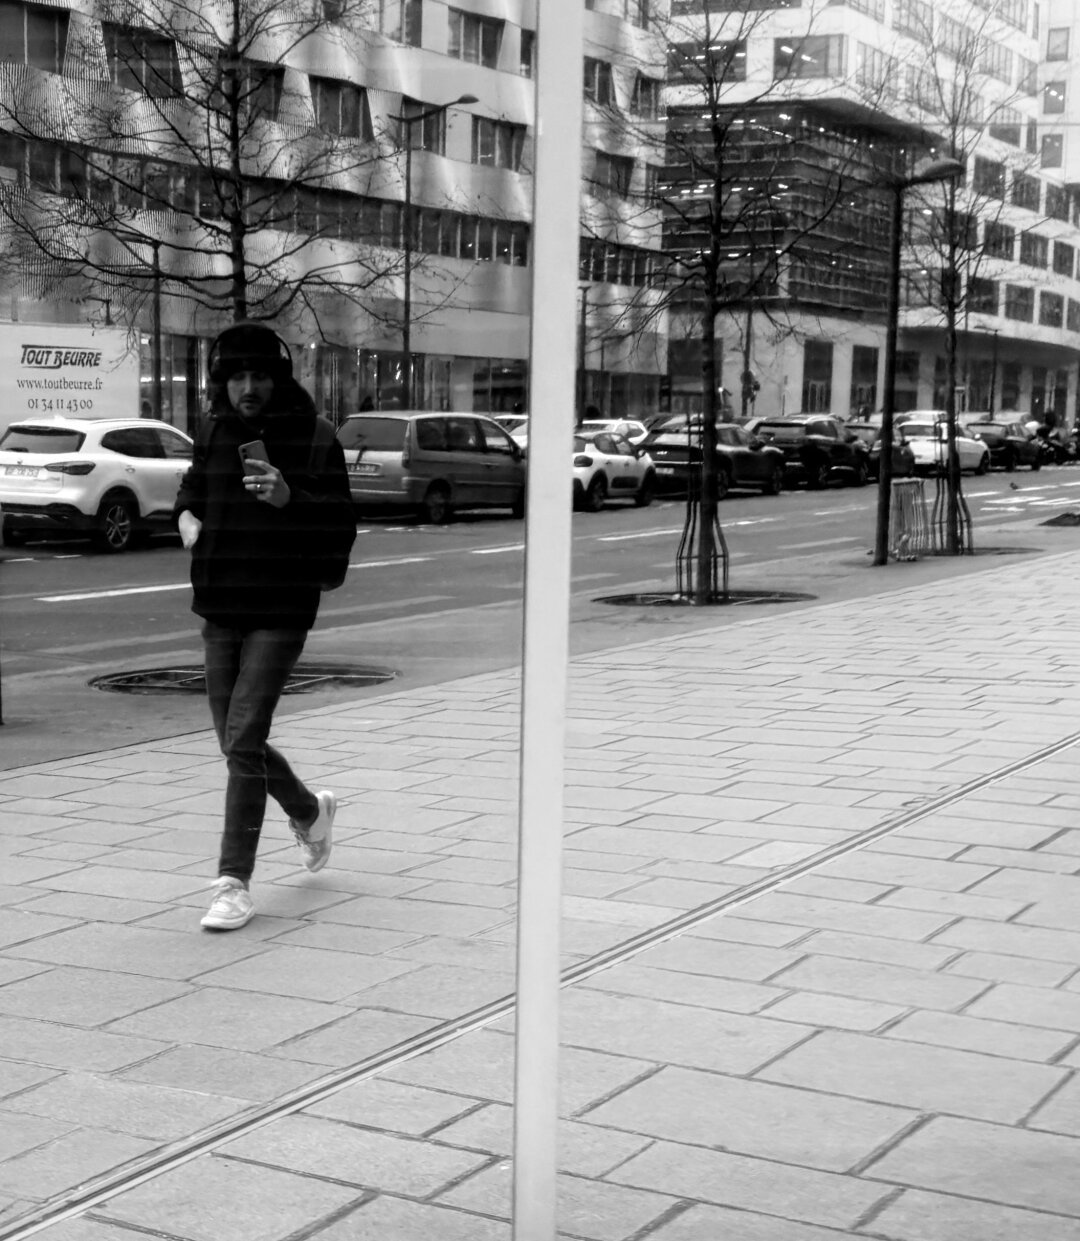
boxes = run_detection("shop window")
[801,340,833,413]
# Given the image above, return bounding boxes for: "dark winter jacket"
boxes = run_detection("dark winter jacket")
[174,382,353,631]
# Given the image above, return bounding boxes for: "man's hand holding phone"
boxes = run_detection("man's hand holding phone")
[239,442,290,508]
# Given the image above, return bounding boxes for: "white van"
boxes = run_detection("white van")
[336,411,527,523]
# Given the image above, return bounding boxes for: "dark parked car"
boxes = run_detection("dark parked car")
[754,415,870,488]
[965,419,1042,471]
[642,416,785,498]
[846,423,916,480]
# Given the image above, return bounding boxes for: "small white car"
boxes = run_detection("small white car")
[573,431,656,510]
[578,418,651,445]
[899,421,990,476]
[0,416,193,552]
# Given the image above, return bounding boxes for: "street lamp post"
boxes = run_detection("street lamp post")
[873,157,965,567]
[391,95,477,409]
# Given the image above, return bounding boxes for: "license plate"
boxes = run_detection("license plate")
[3,465,37,478]
[656,466,675,475]
[349,463,380,476]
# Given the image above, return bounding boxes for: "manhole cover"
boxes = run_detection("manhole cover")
[90,664,399,695]
[597,589,816,607]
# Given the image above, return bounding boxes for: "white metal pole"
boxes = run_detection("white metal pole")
[511,0,584,1234]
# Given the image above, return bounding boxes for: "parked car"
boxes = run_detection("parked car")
[964,419,1042,471]
[578,418,651,445]
[493,413,529,439]
[0,416,193,552]
[572,431,656,510]
[336,411,526,523]
[753,414,871,488]
[642,416,785,497]
[845,423,917,480]
[900,420,991,475]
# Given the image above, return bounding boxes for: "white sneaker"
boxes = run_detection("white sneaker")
[200,877,254,930]
[290,791,336,873]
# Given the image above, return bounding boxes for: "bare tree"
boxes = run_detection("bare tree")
[0,0,417,346]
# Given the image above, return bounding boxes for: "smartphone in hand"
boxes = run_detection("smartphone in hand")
[239,440,270,475]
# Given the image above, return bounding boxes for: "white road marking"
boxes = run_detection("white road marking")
[349,556,432,568]
[598,528,683,542]
[37,584,190,602]
[471,544,525,554]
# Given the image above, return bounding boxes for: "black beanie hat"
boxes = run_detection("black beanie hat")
[208,322,293,384]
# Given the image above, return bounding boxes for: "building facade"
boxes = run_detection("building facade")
[0,0,668,433]
[661,0,1080,426]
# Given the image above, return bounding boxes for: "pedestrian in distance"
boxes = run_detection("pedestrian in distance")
[175,321,356,931]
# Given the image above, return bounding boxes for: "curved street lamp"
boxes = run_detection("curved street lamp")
[389,93,478,408]
[874,156,966,566]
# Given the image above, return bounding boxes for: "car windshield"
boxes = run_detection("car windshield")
[337,418,407,451]
[757,421,803,433]
[0,426,86,453]
[901,424,942,439]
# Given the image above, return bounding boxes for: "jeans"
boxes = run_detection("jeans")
[202,622,319,885]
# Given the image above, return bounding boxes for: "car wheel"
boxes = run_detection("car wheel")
[1030,454,1042,472]
[1003,449,1016,472]
[975,452,990,476]
[715,468,731,501]
[511,488,526,519]
[92,495,137,553]
[761,463,783,496]
[634,471,655,508]
[852,460,869,488]
[419,483,452,524]
[583,474,608,513]
[806,458,829,489]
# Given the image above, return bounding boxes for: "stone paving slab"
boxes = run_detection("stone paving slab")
[4,550,1080,1235]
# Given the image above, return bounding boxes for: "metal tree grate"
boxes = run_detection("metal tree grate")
[90,664,398,695]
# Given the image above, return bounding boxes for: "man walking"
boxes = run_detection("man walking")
[175,322,355,931]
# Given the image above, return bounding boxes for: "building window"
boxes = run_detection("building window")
[625,0,649,27]
[398,98,446,153]
[379,0,421,45]
[594,151,634,197]
[1053,241,1074,279]
[1046,184,1069,222]
[1068,300,1080,333]
[713,40,747,82]
[1017,56,1037,95]
[972,156,1005,200]
[802,340,833,413]
[1011,173,1039,212]
[773,35,845,79]
[968,277,997,315]
[311,77,372,140]
[893,0,931,37]
[448,8,502,67]
[1039,292,1064,329]
[989,107,1021,146]
[102,24,182,97]
[519,29,534,77]
[1019,232,1048,268]
[0,1,68,73]
[472,117,525,170]
[984,220,1014,259]
[583,57,614,105]
[631,74,662,118]
[1004,285,1034,321]
[1043,81,1066,114]
[978,39,1012,83]
[1041,134,1063,168]
[1046,27,1069,59]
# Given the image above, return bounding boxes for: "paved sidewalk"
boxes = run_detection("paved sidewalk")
[2,548,1080,1239]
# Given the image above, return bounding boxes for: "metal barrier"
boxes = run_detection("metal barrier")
[889,477,930,560]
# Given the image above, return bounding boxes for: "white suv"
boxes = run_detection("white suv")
[0,416,193,553]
